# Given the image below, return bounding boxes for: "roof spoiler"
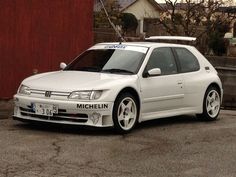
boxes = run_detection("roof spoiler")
[145,36,197,42]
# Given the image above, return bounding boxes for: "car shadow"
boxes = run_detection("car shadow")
[14,121,116,136]
[135,114,221,134]
[13,114,209,136]
[136,114,201,130]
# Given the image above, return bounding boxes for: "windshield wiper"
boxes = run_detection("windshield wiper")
[77,67,101,72]
[101,69,134,74]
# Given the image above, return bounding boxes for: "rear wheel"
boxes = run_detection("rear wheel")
[197,86,221,120]
[112,93,138,133]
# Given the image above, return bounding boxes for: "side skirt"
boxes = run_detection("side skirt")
[139,107,199,122]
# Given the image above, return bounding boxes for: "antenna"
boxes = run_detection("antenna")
[118,37,122,44]
[99,0,125,42]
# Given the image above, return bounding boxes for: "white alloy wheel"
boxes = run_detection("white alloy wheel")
[113,93,138,133]
[206,90,220,118]
[117,97,137,130]
[197,86,221,120]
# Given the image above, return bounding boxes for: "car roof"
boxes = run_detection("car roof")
[97,42,193,49]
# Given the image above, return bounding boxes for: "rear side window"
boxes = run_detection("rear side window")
[174,48,200,73]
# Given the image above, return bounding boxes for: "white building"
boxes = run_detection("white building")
[121,0,163,34]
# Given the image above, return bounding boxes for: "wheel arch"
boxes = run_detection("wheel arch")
[197,82,222,120]
[205,82,222,98]
[203,82,223,108]
[115,87,141,117]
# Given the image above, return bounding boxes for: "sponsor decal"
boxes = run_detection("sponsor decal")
[77,104,109,110]
[45,91,52,97]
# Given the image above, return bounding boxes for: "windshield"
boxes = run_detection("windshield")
[64,49,146,74]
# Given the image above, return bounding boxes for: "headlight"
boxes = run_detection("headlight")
[18,85,31,95]
[68,90,102,100]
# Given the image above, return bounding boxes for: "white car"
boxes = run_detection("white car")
[13,38,223,133]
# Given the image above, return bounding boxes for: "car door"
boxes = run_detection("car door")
[172,47,202,109]
[139,47,185,118]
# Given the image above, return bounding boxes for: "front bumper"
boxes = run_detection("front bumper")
[13,94,114,127]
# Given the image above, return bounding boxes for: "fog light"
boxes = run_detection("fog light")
[90,112,101,125]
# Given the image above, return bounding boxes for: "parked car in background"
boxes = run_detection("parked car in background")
[13,37,223,133]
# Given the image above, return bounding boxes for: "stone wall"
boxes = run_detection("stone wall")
[207,56,236,109]
[228,46,236,56]
[94,28,118,43]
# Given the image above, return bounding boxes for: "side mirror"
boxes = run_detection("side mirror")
[60,62,67,69]
[147,68,161,77]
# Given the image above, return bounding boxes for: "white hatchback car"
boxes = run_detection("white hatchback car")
[13,38,223,133]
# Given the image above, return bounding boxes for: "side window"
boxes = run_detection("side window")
[174,48,200,73]
[145,47,177,75]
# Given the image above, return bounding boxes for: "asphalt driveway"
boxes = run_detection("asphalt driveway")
[0,106,236,177]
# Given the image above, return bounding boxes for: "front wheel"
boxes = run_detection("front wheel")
[112,93,138,134]
[197,86,221,120]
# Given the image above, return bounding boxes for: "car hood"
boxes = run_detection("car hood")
[23,71,137,92]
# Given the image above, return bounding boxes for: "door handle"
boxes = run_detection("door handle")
[177,82,183,85]
[177,81,183,88]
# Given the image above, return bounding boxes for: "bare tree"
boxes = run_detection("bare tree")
[156,0,235,38]
[94,0,122,28]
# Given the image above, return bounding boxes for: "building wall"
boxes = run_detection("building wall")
[123,0,160,20]
[122,0,160,34]
[0,0,94,99]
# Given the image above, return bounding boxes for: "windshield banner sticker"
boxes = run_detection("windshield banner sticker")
[90,44,148,54]
[104,45,126,49]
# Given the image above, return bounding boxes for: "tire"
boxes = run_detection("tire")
[197,86,221,121]
[112,92,139,134]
